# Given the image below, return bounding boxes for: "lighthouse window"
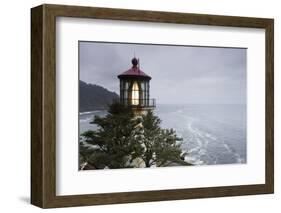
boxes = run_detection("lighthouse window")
[141,82,145,90]
[125,82,129,89]
[124,90,128,99]
[132,82,139,105]
[140,91,145,106]
[145,82,148,93]
[145,92,148,102]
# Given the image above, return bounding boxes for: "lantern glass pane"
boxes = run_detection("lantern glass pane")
[132,81,139,105]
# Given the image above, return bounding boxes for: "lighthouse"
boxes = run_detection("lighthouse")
[118,57,156,115]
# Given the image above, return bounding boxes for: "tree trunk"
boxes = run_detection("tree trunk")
[145,161,150,168]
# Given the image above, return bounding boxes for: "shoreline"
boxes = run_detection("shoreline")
[79,109,106,115]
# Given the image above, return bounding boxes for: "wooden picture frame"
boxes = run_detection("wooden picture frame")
[31,4,274,208]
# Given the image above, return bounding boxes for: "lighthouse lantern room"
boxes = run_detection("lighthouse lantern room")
[118,58,156,114]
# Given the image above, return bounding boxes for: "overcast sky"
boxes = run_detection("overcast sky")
[79,41,246,105]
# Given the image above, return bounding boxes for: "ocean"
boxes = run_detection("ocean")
[79,104,247,166]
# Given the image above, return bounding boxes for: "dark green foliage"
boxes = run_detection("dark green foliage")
[79,103,189,170]
[79,80,119,112]
[80,103,144,169]
[140,110,188,167]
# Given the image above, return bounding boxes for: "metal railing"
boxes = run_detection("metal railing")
[121,98,156,108]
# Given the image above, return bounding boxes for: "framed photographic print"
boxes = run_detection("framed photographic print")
[31,4,274,208]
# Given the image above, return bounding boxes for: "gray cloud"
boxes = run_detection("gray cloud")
[79,41,246,104]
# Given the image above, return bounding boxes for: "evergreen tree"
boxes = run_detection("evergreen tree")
[140,110,188,167]
[80,103,144,169]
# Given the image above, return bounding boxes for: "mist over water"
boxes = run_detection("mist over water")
[79,104,246,166]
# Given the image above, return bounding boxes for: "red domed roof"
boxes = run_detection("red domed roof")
[118,58,151,80]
